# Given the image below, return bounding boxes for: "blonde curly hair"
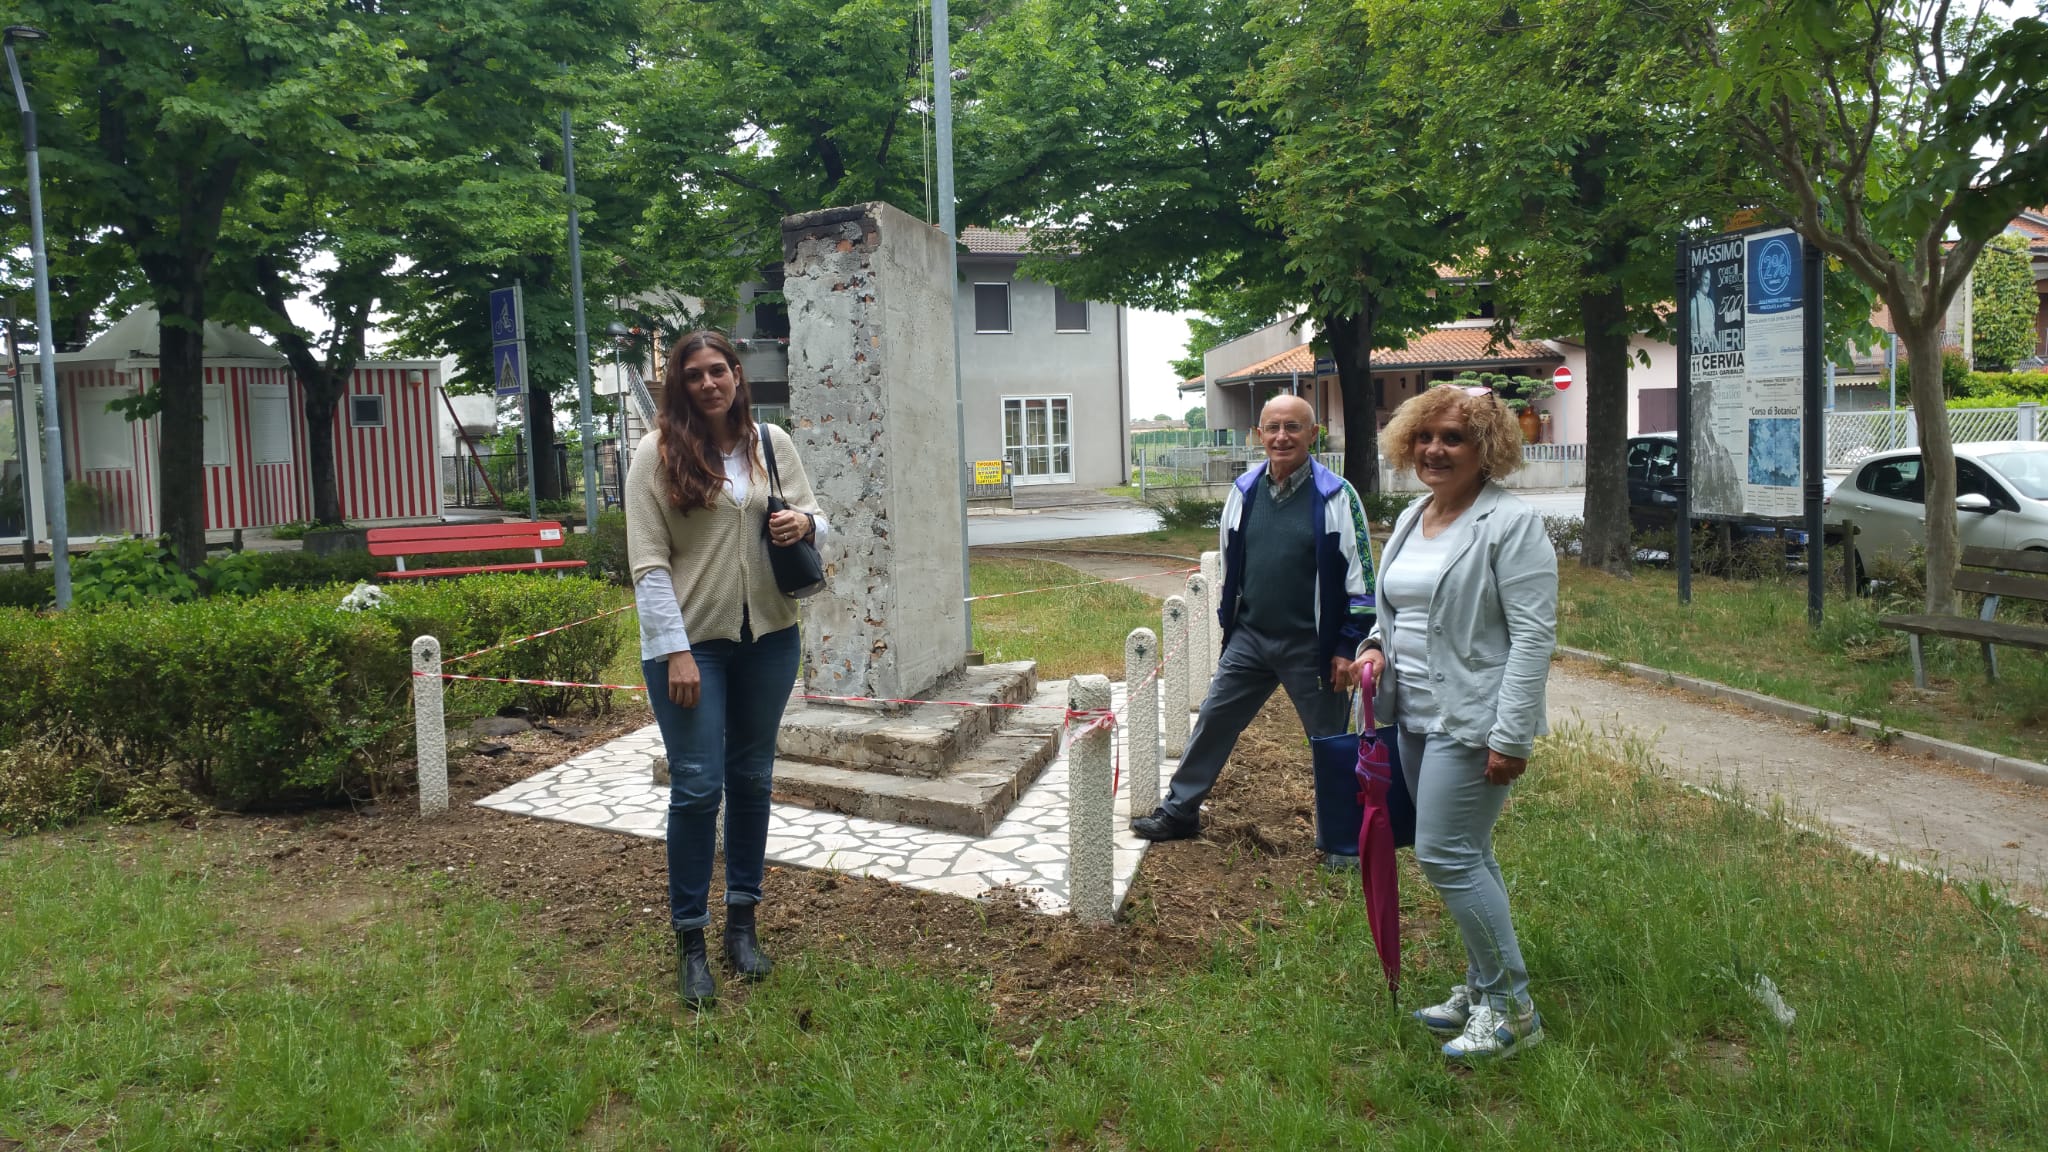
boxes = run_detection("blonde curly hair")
[1378,385,1525,479]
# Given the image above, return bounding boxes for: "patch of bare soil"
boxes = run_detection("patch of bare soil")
[176,696,1357,1024]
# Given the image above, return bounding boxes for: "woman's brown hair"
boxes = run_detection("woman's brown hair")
[658,330,759,511]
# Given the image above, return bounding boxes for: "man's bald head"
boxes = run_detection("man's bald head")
[1256,394,1317,480]
[1260,394,1313,426]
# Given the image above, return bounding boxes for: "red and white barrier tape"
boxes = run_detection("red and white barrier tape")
[442,603,637,667]
[411,671,1130,794]
[964,566,1197,603]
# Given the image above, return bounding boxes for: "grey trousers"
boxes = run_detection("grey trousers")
[1161,625,1349,822]
[1397,729,1531,1010]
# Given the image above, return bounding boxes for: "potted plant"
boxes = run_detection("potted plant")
[1447,371,1553,443]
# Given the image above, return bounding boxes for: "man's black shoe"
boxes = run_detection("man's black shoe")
[1130,807,1200,841]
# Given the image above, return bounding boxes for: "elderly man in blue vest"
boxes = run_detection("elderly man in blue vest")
[1133,394,1378,847]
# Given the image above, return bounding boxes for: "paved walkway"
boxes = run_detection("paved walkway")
[477,682,1173,917]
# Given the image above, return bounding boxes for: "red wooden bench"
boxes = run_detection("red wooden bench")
[367,521,587,580]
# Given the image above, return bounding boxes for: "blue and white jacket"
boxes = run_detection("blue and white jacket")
[1217,458,1378,682]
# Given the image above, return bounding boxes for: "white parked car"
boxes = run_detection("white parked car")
[1825,441,2048,574]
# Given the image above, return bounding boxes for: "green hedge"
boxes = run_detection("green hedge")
[0,574,627,814]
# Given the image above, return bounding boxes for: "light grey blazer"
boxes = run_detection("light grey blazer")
[1367,482,1558,759]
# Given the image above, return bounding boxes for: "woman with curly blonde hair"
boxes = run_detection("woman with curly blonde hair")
[1358,383,1557,1062]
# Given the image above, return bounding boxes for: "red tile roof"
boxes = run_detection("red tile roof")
[961,226,1032,255]
[1215,327,1560,384]
[1374,327,1560,368]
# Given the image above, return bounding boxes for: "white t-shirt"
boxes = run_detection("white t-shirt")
[1381,511,1469,733]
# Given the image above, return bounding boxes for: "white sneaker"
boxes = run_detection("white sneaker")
[1413,985,1473,1036]
[1442,1000,1543,1061]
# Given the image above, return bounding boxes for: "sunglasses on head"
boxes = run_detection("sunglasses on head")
[1456,385,1493,399]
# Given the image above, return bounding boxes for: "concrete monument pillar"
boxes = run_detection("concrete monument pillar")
[783,202,967,702]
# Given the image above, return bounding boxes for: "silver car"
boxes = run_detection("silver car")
[1824,441,2048,575]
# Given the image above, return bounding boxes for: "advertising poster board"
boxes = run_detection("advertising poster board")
[1682,226,1806,520]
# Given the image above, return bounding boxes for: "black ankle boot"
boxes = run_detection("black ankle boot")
[676,927,716,1008]
[723,904,774,980]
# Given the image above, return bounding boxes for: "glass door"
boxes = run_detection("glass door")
[1002,396,1073,485]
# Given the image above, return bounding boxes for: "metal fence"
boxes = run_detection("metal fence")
[1136,440,1591,495]
[1823,404,2041,469]
[443,451,525,509]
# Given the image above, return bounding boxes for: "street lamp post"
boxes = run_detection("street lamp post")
[4,25,69,608]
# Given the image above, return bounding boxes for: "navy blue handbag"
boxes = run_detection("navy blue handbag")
[1309,693,1414,854]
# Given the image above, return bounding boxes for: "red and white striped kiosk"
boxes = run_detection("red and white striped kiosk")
[34,306,446,538]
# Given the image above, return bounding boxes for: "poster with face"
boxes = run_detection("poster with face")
[1685,236,1747,518]
[1742,229,1804,517]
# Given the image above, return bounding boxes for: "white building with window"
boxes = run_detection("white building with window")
[957,227,1130,489]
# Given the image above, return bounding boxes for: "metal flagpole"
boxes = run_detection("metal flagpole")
[935,0,972,650]
[563,98,599,530]
[5,27,68,606]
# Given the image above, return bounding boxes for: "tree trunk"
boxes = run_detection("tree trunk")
[1899,321,1958,612]
[1325,308,1381,494]
[156,302,208,569]
[1578,283,1632,574]
[302,388,344,525]
[532,385,562,501]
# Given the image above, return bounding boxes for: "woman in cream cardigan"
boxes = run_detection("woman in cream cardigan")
[1357,384,1557,1061]
[626,330,824,1009]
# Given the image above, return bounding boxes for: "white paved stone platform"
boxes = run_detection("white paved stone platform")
[476,682,1178,915]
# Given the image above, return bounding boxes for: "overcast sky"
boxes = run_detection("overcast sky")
[1126,307,1196,419]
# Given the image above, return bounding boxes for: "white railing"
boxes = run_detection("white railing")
[1522,442,1587,463]
[1824,404,2041,469]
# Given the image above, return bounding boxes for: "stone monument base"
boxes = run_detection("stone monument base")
[650,662,1067,836]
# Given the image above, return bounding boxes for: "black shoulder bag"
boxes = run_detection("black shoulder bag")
[757,424,827,599]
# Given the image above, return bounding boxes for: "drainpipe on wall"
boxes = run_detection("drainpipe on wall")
[1116,304,1128,485]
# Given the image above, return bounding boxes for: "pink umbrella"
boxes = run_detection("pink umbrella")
[1354,666,1400,995]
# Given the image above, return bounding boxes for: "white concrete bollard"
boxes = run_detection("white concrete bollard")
[1161,596,1190,760]
[1124,628,1160,821]
[1199,550,1223,677]
[412,636,448,817]
[1184,573,1211,712]
[1067,673,1115,923]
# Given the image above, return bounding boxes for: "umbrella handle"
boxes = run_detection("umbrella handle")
[1357,663,1378,731]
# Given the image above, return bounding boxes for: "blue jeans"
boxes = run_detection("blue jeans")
[642,624,801,931]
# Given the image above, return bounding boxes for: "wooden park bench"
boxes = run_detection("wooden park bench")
[367,521,587,580]
[1881,546,2048,689]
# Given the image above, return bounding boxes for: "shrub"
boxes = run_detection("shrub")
[0,568,52,611]
[572,510,630,586]
[0,725,107,833]
[1146,489,1225,530]
[266,520,354,542]
[1360,489,1418,528]
[1544,515,1584,555]
[0,592,410,810]
[0,573,626,815]
[1941,348,1972,397]
[376,574,628,718]
[71,537,200,608]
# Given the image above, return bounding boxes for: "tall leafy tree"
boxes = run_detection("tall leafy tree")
[1239,0,1464,495]
[1366,0,1749,572]
[8,0,410,565]
[1674,3,2048,609]
[221,0,636,519]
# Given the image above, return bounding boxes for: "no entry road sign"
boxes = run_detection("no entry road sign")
[1552,365,1573,391]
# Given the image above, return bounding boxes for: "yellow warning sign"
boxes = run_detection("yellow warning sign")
[973,460,1005,486]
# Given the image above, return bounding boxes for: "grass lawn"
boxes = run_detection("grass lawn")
[969,558,1162,680]
[5,722,2044,1148]
[1555,564,2048,762]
